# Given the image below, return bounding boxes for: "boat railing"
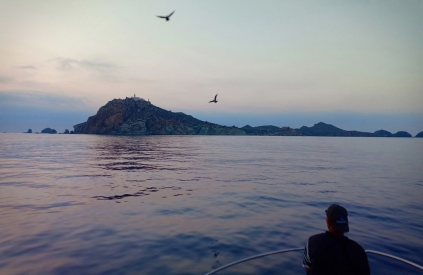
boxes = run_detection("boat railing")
[204,247,423,275]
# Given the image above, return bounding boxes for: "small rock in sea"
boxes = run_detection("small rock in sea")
[41,128,57,134]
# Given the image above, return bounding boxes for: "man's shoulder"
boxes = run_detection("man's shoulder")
[347,238,366,253]
[309,232,326,240]
[308,232,331,242]
[308,232,331,246]
[308,232,366,251]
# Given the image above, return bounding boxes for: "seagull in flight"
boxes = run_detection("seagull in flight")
[209,94,218,103]
[157,10,175,21]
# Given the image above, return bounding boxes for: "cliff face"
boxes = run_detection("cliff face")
[73,98,246,135]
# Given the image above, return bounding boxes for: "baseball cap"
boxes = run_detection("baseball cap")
[326,204,349,233]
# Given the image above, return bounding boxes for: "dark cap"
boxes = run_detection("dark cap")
[326,204,349,233]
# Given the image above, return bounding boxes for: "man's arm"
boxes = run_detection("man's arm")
[302,241,312,273]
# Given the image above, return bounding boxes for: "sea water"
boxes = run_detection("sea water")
[0,134,422,275]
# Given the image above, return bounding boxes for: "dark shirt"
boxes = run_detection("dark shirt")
[303,231,370,275]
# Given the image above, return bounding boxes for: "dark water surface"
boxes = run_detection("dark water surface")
[0,134,422,275]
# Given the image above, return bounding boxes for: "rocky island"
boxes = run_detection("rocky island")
[73,97,413,137]
[74,97,244,135]
[41,128,57,134]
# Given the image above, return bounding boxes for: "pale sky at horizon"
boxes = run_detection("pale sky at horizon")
[0,0,422,134]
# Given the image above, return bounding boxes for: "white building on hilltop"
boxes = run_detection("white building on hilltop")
[133,94,142,101]
[132,94,151,104]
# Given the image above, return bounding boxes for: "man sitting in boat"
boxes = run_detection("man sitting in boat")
[302,204,370,275]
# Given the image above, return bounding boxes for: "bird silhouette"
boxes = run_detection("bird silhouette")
[209,94,218,103]
[157,10,175,21]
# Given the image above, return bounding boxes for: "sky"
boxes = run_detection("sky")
[0,0,422,135]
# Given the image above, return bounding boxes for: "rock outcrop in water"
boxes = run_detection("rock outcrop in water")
[41,128,57,134]
[416,132,423,138]
[74,97,245,135]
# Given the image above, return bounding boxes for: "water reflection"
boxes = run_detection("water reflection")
[93,137,195,172]
[93,186,191,201]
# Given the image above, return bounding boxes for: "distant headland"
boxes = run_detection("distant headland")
[73,97,418,137]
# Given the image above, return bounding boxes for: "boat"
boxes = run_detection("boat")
[204,247,423,274]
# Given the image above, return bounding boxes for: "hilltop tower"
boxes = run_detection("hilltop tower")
[133,94,142,101]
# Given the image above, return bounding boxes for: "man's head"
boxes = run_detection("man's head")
[325,204,349,234]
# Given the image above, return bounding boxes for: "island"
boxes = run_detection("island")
[73,97,413,137]
[74,97,244,135]
[41,128,57,134]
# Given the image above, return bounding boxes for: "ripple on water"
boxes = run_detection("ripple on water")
[0,134,422,274]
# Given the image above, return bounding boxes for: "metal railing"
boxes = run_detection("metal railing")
[204,247,423,275]
[365,250,423,271]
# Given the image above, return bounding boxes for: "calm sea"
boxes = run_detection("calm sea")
[0,134,422,275]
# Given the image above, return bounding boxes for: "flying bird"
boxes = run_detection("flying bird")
[157,10,175,21]
[209,94,218,103]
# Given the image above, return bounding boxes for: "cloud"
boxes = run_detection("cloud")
[0,76,13,83]
[16,65,37,70]
[53,58,117,72]
[50,57,122,82]
[0,91,91,111]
